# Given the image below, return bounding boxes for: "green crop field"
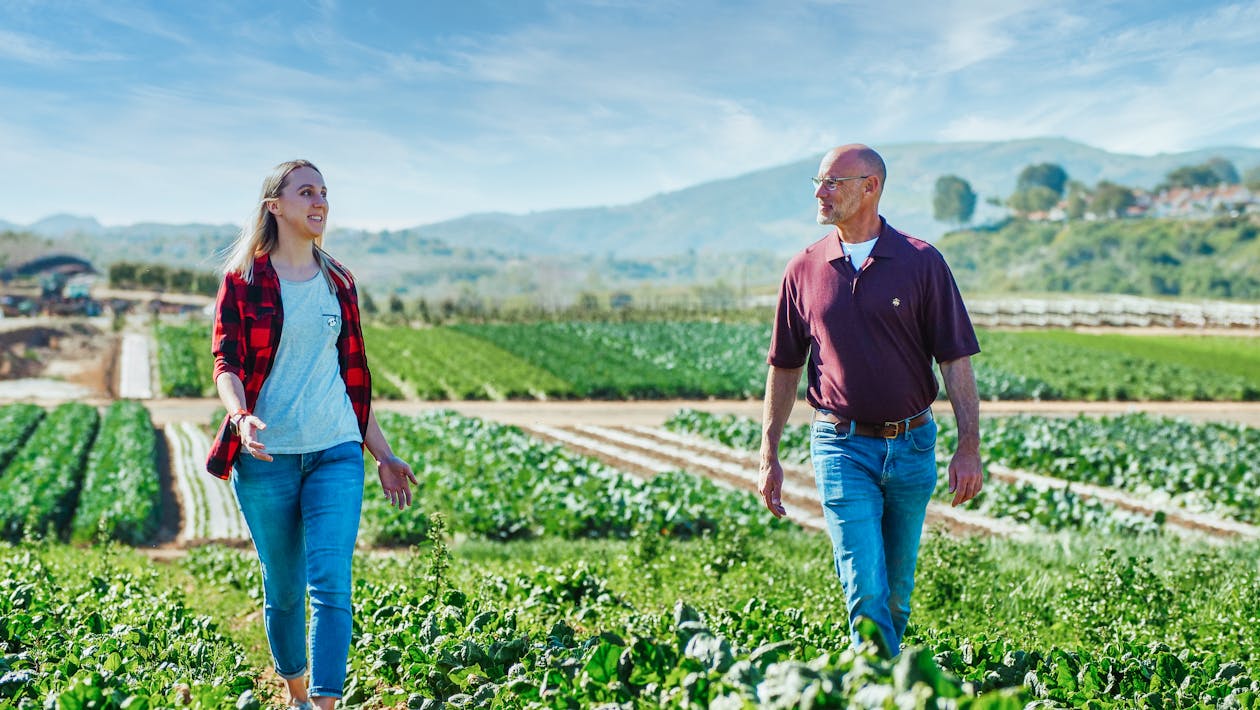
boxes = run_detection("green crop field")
[154,319,1260,402]
[1019,330,1260,383]
[2,403,1260,707]
[154,321,216,398]
[974,330,1260,400]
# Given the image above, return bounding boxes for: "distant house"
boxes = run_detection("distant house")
[1026,184,1257,223]
[1146,184,1257,218]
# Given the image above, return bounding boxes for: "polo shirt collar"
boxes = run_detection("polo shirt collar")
[824,216,900,263]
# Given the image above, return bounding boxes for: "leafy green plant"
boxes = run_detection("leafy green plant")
[0,542,257,707]
[361,410,791,545]
[0,402,99,541]
[71,400,161,545]
[154,321,214,397]
[0,402,43,475]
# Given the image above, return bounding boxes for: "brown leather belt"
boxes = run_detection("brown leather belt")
[814,410,932,439]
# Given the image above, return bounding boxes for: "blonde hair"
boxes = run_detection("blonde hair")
[222,159,351,291]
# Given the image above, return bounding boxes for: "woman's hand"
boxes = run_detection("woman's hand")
[238,416,273,462]
[377,454,418,509]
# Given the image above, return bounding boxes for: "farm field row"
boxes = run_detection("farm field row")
[6,508,1260,706]
[152,320,1260,402]
[6,403,1259,547]
[0,401,160,544]
[665,408,1260,533]
[5,406,1260,705]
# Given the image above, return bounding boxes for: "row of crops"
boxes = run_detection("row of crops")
[155,319,1260,401]
[7,402,1260,706]
[0,544,257,707]
[665,408,1260,536]
[11,533,1260,708]
[359,410,789,546]
[154,322,215,398]
[0,401,161,544]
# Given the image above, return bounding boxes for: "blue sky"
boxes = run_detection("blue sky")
[2,0,1258,229]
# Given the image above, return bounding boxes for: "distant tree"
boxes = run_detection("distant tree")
[1065,189,1089,220]
[1063,180,1090,220]
[1206,157,1240,185]
[359,290,377,315]
[109,262,138,288]
[387,292,405,315]
[169,268,196,293]
[932,175,977,224]
[1242,165,1260,191]
[1165,163,1220,189]
[1016,163,1069,197]
[193,271,219,296]
[414,297,433,324]
[1089,181,1135,218]
[576,291,600,313]
[1007,186,1059,216]
[137,264,168,290]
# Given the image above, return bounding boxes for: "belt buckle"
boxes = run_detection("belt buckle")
[879,420,901,439]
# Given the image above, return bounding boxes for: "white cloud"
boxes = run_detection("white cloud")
[2,0,1259,228]
[80,0,194,45]
[0,29,122,65]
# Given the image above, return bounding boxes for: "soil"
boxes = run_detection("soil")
[0,318,115,398]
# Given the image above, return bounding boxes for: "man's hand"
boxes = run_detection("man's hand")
[940,355,982,507]
[758,456,787,518]
[757,365,802,520]
[947,448,983,506]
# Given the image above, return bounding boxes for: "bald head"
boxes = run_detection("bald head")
[819,144,886,194]
[814,144,886,235]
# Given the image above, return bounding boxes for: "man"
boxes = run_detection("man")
[758,144,982,656]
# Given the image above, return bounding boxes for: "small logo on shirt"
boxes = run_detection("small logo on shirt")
[892,297,901,307]
[324,314,341,328]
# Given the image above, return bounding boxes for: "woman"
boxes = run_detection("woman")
[206,159,416,709]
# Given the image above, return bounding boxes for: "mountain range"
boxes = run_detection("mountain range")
[5,137,1260,299]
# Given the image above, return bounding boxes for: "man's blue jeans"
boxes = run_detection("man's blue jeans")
[232,440,365,698]
[810,412,938,655]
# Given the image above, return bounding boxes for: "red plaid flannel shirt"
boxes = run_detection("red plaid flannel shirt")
[205,253,372,479]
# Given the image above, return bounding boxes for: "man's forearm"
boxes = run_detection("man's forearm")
[940,356,980,452]
[760,365,804,457]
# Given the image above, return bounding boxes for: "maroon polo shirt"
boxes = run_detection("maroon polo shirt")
[767,218,979,422]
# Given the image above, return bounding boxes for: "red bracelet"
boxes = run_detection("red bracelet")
[229,408,250,427]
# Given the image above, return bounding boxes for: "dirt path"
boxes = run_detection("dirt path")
[117,332,154,399]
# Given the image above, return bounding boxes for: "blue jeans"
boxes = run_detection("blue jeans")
[232,440,365,698]
[810,411,938,655]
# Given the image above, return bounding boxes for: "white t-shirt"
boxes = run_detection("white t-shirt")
[842,237,878,271]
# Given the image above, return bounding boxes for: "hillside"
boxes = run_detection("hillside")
[937,215,1260,299]
[7,137,1260,300]
[414,138,1260,257]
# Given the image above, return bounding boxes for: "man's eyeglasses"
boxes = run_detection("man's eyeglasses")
[812,175,869,191]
